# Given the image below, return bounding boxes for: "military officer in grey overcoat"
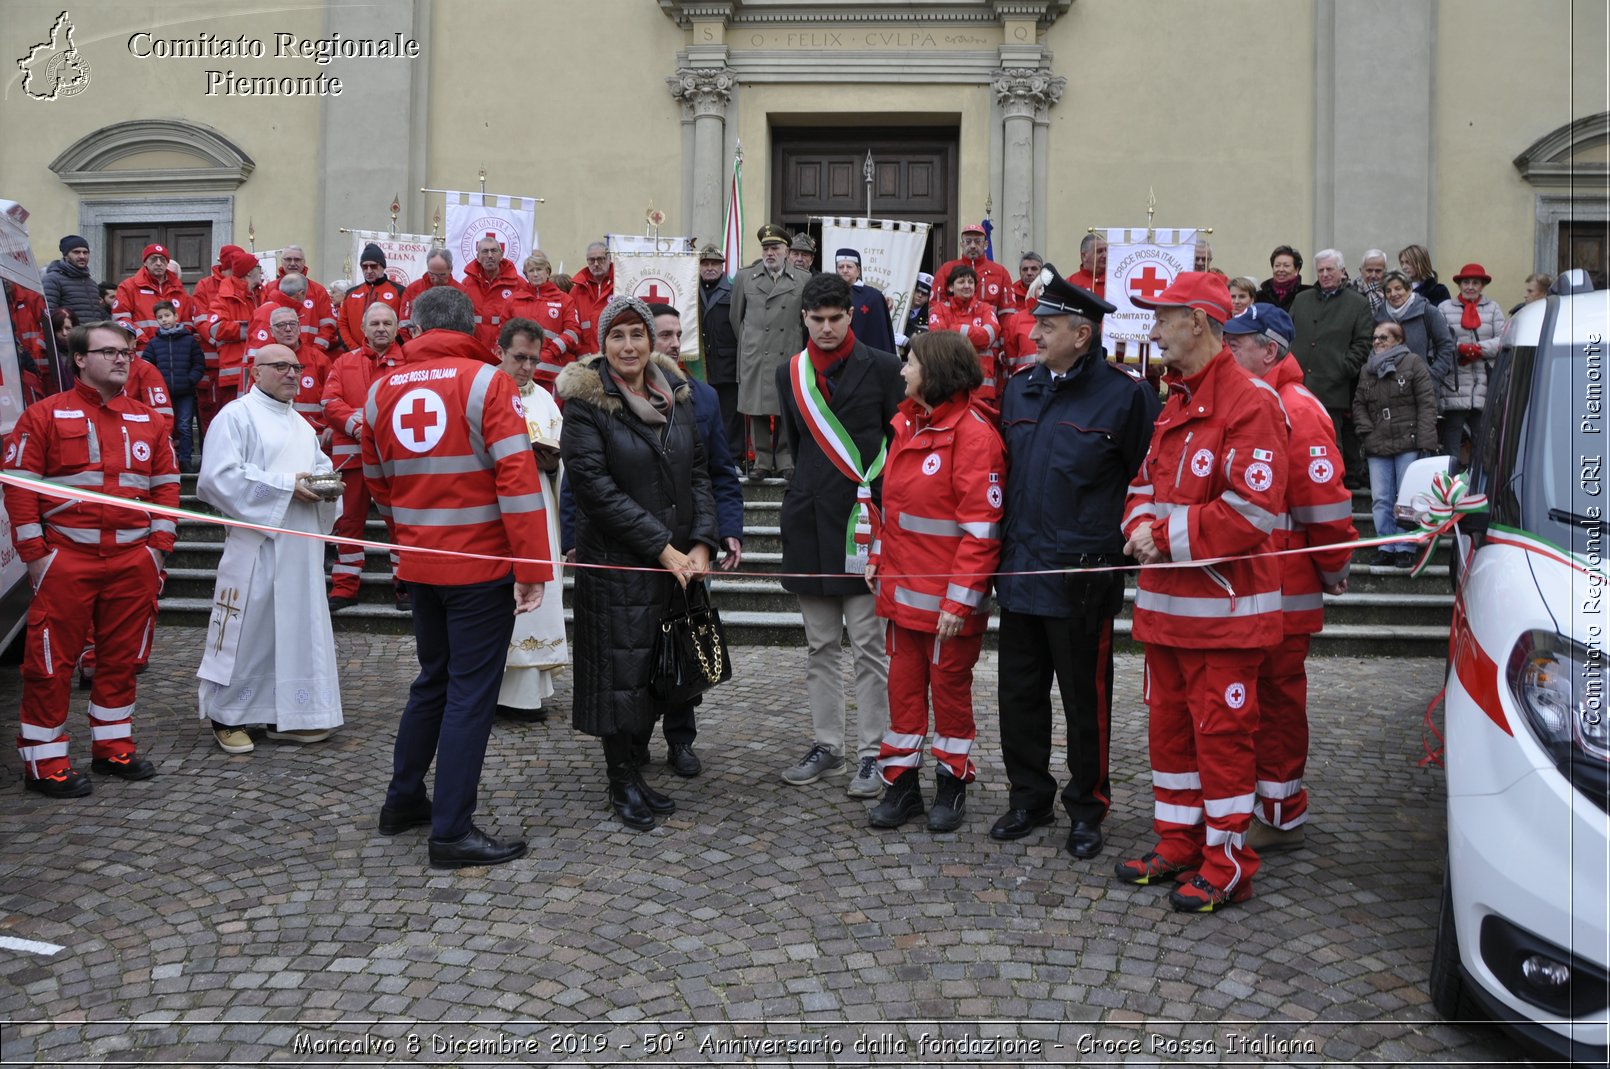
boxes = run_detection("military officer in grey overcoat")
[730,223,807,478]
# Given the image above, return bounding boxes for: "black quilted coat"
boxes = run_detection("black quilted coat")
[556,353,718,736]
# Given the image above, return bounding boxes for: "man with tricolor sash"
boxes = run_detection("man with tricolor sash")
[774,273,903,798]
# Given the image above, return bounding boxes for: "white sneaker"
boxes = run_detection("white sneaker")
[780,743,845,785]
[214,726,254,754]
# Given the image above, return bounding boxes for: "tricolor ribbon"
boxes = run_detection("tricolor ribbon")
[788,351,886,574]
[1402,470,1489,578]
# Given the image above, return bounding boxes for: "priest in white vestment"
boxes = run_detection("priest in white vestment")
[196,343,344,754]
[493,321,570,721]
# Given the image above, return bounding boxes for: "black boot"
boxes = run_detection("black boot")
[603,735,655,830]
[631,765,675,814]
[868,767,925,829]
[926,772,967,832]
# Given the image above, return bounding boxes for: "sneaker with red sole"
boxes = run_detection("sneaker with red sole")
[1168,873,1253,913]
[24,768,93,798]
[1113,851,1191,885]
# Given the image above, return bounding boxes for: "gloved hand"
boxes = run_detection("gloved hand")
[1457,342,1483,365]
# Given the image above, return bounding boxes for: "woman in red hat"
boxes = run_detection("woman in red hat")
[1435,262,1506,472]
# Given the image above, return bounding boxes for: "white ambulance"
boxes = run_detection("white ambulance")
[0,201,49,650]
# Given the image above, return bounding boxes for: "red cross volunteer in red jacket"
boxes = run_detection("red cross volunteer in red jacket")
[262,246,338,354]
[1116,272,1288,914]
[364,285,551,869]
[337,243,407,352]
[932,223,1017,329]
[114,243,192,353]
[4,321,180,798]
[865,330,1004,833]
[569,243,615,355]
[1222,303,1356,853]
[206,251,265,411]
[925,263,1003,410]
[399,248,461,336]
[512,251,583,387]
[460,235,526,359]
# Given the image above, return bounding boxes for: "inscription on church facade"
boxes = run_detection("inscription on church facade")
[737,27,994,50]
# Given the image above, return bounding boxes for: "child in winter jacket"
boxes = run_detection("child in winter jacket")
[145,301,206,469]
[1352,320,1437,567]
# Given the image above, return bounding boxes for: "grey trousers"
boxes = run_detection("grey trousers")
[797,593,888,760]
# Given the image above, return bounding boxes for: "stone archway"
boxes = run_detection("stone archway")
[1514,111,1610,279]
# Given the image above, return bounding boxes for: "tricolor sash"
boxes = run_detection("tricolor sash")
[789,350,886,573]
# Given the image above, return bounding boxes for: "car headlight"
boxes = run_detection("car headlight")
[1506,631,1610,769]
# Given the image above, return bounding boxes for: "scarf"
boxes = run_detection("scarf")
[607,360,674,427]
[1366,342,1410,379]
[1268,275,1299,303]
[1383,293,1418,321]
[806,327,856,398]
[1458,294,1483,332]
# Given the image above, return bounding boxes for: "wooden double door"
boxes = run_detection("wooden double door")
[106,223,212,293]
[771,126,958,273]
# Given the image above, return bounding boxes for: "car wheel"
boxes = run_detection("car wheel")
[1429,862,1482,1022]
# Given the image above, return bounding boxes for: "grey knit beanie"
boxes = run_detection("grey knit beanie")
[596,294,655,347]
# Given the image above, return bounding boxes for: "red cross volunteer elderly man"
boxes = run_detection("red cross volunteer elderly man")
[4,320,180,797]
[113,243,192,353]
[1115,272,1288,913]
[1221,303,1357,852]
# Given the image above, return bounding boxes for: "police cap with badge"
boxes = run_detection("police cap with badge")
[1031,263,1116,321]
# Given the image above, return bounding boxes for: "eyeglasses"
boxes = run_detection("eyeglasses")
[258,361,305,374]
[585,256,608,265]
[506,353,542,364]
[85,346,133,361]
[1372,334,1395,342]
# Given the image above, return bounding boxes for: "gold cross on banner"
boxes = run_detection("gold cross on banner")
[211,587,242,653]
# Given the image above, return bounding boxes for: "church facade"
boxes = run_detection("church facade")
[2,0,1604,295]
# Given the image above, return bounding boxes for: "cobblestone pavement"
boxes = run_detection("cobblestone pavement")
[0,628,1536,1067]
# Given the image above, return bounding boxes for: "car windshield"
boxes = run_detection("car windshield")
[1532,344,1609,561]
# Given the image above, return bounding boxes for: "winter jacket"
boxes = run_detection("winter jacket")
[1255,277,1311,312]
[870,394,1005,637]
[245,290,322,364]
[1375,293,1455,392]
[361,328,551,588]
[337,277,406,352]
[507,281,582,386]
[1436,295,1506,412]
[847,282,897,355]
[113,267,191,352]
[1000,303,1038,378]
[42,258,103,325]
[5,281,47,366]
[124,356,176,429]
[568,265,615,354]
[1288,285,1374,411]
[1265,356,1355,635]
[142,327,205,398]
[460,258,527,357]
[1122,347,1287,649]
[928,295,1002,403]
[290,348,332,432]
[205,276,258,392]
[934,256,1017,323]
[323,343,404,471]
[1414,278,1452,307]
[1353,345,1437,457]
[264,273,337,352]
[399,274,460,336]
[1000,350,1159,617]
[556,352,717,737]
[774,339,904,598]
[697,276,738,385]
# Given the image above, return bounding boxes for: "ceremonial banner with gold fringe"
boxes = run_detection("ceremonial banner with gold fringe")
[820,217,930,338]
[346,230,436,287]
[1102,227,1198,355]
[443,191,538,281]
[612,251,701,364]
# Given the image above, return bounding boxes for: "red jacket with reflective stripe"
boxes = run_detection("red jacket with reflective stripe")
[508,281,583,386]
[244,289,323,364]
[568,265,614,354]
[264,274,337,352]
[6,282,46,365]
[125,357,175,430]
[460,258,526,358]
[927,296,1002,405]
[1122,346,1287,648]
[1000,303,1038,378]
[206,277,257,384]
[2,381,180,561]
[290,348,332,432]
[337,278,407,351]
[1266,355,1356,634]
[113,268,191,353]
[870,395,1005,637]
[933,257,1017,323]
[323,343,403,470]
[361,328,552,586]
[399,274,461,335]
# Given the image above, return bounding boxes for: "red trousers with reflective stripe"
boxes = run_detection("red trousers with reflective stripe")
[877,623,983,783]
[328,470,397,598]
[1254,633,1310,829]
[17,545,161,778]
[1144,645,1262,893]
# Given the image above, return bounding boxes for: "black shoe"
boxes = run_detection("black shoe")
[926,773,967,833]
[76,669,93,691]
[989,807,1055,841]
[24,768,92,798]
[869,768,925,829]
[90,754,157,781]
[1066,819,1104,859]
[1395,551,1417,569]
[377,799,432,836]
[328,594,358,613]
[632,769,675,814]
[393,588,412,612]
[1370,549,1397,567]
[667,743,702,778]
[630,738,651,768]
[427,825,528,869]
[495,704,548,723]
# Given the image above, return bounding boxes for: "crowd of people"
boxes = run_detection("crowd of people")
[4,221,1543,901]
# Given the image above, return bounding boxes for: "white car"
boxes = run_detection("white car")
[1400,272,1610,1063]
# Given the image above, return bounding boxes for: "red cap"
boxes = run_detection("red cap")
[1131,270,1235,323]
[218,244,245,266]
[960,222,987,236]
[1451,262,1492,285]
[227,250,261,277]
[141,243,170,263]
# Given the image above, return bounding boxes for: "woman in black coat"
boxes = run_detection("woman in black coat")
[556,295,718,830]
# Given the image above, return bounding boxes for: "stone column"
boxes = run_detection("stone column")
[667,66,735,248]
[992,68,1065,271]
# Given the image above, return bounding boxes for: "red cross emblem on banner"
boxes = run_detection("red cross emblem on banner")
[1129,266,1168,300]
